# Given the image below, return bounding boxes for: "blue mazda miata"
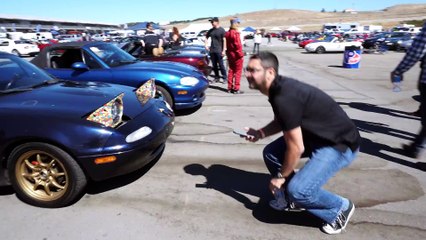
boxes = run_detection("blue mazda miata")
[31,41,209,110]
[0,52,174,208]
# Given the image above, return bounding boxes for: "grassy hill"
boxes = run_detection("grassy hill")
[167,4,426,32]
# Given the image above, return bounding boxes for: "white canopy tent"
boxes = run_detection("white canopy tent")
[286,26,301,32]
[270,27,282,31]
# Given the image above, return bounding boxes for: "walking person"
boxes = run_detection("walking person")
[225,17,244,94]
[242,51,360,234]
[391,22,426,159]
[205,17,227,83]
[253,29,262,54]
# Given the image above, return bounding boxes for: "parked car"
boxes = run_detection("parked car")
[397,38,413,52]
[56,34,83,42]
[31,41,209,110]
[121,40,212,77]
[362,32,408,49]
[0,52,174,207]
[0,38,40,56]
[305,36,363,53]
[383,32,414,50]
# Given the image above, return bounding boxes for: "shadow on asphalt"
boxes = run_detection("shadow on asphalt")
[184,163,322,228]
[208,84,228,93]
[338,101,424,171]
[328,65,345,68]
[339,102,421,121]
[174,104,202,116]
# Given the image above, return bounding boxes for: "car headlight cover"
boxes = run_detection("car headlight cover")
[135,78,156,104]
[86,93,124,127]
[126,126,152,143]
[180,76,199,86]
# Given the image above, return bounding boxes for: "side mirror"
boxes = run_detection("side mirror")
[71,62,89,71]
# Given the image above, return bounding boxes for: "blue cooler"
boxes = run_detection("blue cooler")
[343,46,362,69]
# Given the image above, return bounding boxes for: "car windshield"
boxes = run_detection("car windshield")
[89,43,137,67]
[0,55,55,92]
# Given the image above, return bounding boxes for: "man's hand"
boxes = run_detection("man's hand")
[269,177,286,194]
[391,71,403,83]
[244,127,263,142]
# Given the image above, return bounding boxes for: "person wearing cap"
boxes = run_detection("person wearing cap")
[141,22,163,56]
[225,17,244,94]
[206,17,227,83]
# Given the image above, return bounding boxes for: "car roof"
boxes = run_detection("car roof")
[31,41,101,68]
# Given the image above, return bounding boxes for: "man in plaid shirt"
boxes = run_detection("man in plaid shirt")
[391,22,426,159]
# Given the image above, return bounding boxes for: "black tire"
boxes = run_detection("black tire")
[316,46,325,54]
[11,49,20,57]
[7,142,87,208]
[155,85,174,108]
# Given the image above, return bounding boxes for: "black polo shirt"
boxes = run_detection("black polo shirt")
[268,76,360,152]
[206,27,226,53]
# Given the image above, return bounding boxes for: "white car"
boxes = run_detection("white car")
[305,37,363,54]
[0,39,40,56]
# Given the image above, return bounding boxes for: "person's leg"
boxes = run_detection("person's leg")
[263,137,286,174]
[227,56,235,91]
[413,83,426,149]
[233,57,244,91]
[218,55,227,80]
[286,146,357,224]
[210,52,219,79]
[404,82,426,158]
[252,43,256,54]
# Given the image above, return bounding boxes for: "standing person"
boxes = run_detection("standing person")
[170,26,183,49]
[141,22,163,56]
[225,17,244,94]
[391,22,426,159]
[242,51,360,235]
[206,17,227,83]
[253,30,262,54]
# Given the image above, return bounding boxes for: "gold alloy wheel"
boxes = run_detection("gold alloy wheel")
[14,150,69,202]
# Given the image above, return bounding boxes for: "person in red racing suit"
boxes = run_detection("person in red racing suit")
[225,18,245,94]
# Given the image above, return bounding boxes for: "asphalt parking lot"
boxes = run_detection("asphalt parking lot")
[1,38,425,240]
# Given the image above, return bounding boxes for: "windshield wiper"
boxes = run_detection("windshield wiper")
[0,79,64,94]
[29,79,63,88]
[0,88,33,94]
[118,59,139,64]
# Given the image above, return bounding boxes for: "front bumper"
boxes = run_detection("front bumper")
[77,101,174,181]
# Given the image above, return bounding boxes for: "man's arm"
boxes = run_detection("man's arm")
[222,36,227,55]
[281,126,304,178]
[158,38,163,48]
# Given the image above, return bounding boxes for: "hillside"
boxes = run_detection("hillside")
[168,4,426,31]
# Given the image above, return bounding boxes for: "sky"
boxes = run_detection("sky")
[1,0,425,25]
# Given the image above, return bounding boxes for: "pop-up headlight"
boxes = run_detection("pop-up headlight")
[86,93,124,127]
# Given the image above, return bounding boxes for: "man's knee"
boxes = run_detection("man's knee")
[287,180,315,204]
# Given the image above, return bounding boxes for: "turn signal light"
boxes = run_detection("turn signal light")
[94,156,117,165]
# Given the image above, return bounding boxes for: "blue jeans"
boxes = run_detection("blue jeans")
[210,52,227,79]
[263,137,358,224]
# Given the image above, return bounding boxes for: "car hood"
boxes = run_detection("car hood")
[118,60,202,76]
[1,81,147,119]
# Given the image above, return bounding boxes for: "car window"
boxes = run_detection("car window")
[0,56,53,90]
[50,49,83,69]
[82,51,101,69]
[89,44,136,67]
